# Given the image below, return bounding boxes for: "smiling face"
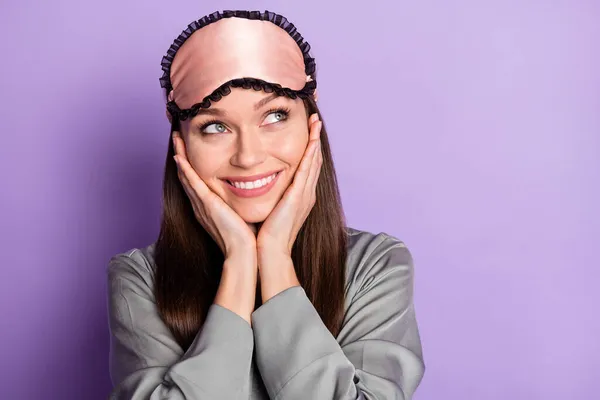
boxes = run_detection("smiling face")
[177,88,310,223]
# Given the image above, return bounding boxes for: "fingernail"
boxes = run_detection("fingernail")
[173,155,178,165]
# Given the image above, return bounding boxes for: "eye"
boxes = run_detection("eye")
[263,109,289,125]
[200,122,228,134]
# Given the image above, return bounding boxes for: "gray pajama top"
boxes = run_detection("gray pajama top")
[107,227,425,399]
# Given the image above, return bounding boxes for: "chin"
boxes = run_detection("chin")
[233,204,274,224]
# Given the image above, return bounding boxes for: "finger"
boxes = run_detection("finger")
[282,140,317,202]
[305,140,322,193]
[172,132,185,158]
[299,120,322,187]
[308,112,319,126]
[309,119,322,142]
[290,138,319,196]
[174,155,211,200]
[172,132,179,154]
[172,136,199,196]
[174,156,203,207]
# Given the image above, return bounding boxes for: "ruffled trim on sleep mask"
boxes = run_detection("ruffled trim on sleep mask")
[165,77,317,121]
[159,10,317,121]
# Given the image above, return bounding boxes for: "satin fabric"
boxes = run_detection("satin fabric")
[169,17,309,110]
[107,227,425,399]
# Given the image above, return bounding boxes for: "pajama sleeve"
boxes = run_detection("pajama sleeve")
[251,234,425,400]
[106,250,254,399]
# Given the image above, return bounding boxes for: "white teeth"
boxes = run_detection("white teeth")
[231,172,278,190]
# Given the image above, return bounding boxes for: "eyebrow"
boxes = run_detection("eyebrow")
[254,93,280,110]
[192,93,282,119]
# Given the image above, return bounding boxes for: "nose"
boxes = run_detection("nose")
[229,129,266,169]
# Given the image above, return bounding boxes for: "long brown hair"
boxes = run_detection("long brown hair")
[153,86,348,351]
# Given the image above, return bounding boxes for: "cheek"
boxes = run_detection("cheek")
[185,142,221,181]
[268,128,308,167]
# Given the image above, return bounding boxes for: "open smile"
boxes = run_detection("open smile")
[221,171,282,198]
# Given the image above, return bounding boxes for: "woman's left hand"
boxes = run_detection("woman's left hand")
[256,112,323,262]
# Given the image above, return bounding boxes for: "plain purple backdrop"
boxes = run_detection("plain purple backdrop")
[1,0,598,399]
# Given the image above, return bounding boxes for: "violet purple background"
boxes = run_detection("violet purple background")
[1,0,598,399]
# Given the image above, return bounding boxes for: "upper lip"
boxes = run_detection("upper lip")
[221,170,281,183]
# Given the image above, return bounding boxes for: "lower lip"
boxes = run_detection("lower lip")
[223,172,281,198]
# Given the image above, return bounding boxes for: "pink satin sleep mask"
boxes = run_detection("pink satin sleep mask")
[159,10,318,121]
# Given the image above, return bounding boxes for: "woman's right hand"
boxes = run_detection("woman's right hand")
[172,132,257,260]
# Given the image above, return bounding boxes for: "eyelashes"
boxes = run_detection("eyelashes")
[263,107,291,124]
[196,107,291,135]
[197,119,227,134]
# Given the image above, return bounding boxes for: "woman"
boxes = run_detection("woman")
[107,10,425,400]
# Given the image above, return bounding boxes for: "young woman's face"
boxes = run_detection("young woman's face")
[179,88,310,223]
